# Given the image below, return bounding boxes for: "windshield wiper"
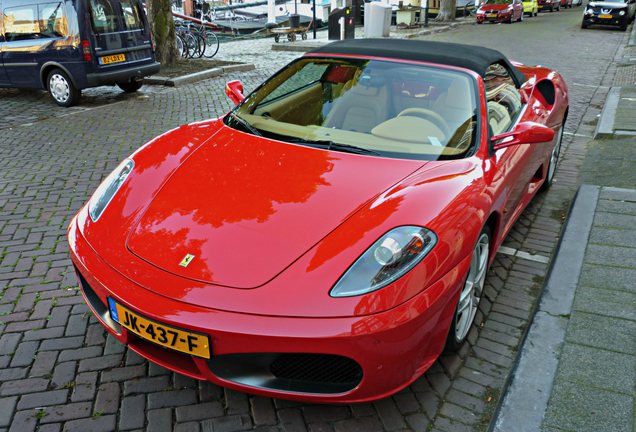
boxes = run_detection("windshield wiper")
[288,138,381,156]
[228,113,262,137]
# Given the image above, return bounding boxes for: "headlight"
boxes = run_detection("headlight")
[619,10,625,15]
[585,8,593,13]
[89,159,134,222]
[330,226,437,298]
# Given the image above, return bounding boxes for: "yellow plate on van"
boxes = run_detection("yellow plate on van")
[100,54,126,65]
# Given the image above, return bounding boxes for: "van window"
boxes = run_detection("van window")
[3,3,68,41]
[119,0,144,30]
[39,3,68,38]
[89,0,121,33]
[4,5,40,41]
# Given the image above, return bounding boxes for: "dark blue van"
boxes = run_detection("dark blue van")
[0,0,160,106]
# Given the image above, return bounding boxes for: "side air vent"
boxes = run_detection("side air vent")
[536,80,556,106]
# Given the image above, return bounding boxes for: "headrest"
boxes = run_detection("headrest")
[446,80,470,110]
[349,74,385,97]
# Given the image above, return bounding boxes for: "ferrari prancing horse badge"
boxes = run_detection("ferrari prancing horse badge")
[179,254,195,267]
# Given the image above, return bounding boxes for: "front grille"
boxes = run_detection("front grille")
[270,353,363,385]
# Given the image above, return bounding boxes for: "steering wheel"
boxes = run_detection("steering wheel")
[397,108,451,140]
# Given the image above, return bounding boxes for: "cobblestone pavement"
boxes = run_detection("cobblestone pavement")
[0,11,632,432]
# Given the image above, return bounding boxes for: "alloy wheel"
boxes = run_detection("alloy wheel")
[454,232,489,342]
[546,126,563,183]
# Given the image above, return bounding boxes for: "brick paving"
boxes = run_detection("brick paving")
[0,15,631,432]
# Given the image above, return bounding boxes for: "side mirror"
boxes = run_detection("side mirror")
[225,80,244,105]
[491,121,555,151]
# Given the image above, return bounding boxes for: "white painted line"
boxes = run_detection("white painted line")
[516,251,550,264]
[497,246,517,256]
[563,132,593,138]
[570,83,610,89]
[496,246,551,264]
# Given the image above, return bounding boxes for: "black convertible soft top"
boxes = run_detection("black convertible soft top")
[307,39,527,88]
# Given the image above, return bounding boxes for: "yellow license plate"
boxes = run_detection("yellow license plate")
[108,298,210,359]
[599,14,612,18]
[100,54,126,65]
[487,13,498,17]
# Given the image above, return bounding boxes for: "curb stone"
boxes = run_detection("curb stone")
[145,63,256,87]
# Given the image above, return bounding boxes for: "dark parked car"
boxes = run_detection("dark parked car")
[0,0,160,106]
[582,0,636,30]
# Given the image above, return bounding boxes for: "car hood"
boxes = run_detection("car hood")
[479,4,514,10]
[126,126,425,289]
[588,2,629,7]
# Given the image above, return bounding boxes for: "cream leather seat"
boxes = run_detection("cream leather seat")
[431,79,474,137]
[323,75,389,133]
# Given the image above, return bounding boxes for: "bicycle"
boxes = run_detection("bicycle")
[191,0,220,58]
[175,19,206,58]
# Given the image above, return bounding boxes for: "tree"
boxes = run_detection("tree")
[148,0,179,65]
[436,0,457,21]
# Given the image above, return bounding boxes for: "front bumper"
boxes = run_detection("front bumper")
[582,13,629,27]
[86,61,161,87]
[68,216,469,403]
[477,12,513,22]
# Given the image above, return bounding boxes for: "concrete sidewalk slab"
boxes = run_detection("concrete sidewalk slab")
[492,185,599,432]
[493,186,636,432]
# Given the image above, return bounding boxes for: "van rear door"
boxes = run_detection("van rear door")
[87,0,153,73]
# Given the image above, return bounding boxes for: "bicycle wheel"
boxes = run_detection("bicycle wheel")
[183,33,197,58]
[176,34,185,58]
[192,33,206,58]
[203,30,219,58]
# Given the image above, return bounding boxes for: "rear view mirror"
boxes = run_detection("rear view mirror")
[491,121,555,151]
[225,80,244,105]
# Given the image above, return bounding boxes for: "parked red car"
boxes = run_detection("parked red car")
[68,39,568,403]
[477,0,525,22]
[561,0,573,7]
[538,0,561,11]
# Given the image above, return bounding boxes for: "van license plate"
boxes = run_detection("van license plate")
[100,54,126,65]
[599,14,612,18]
[108,298,211,359]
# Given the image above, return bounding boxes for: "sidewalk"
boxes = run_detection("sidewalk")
[493,20,636,432]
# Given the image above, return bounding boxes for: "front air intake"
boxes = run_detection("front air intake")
[270,353,362,385]
[209,352,363,394]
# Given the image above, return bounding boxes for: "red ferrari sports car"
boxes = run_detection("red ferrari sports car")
[68,39,568,403]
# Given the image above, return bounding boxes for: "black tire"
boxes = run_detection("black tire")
[581,20,587,28]
[47,69,81,107]
[176,35,185,58]
[117,80,143,93]
[445,225,491,351]
[477,20,483,23]
[620,23,628,31]
[203,30,219,58]
[274,34,280,42]
[540,124,563,192]
[535,10,538,16]
[518,11,523,21]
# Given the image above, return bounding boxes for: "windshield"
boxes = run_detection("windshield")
[483,0,513,5]
[227,57,479,161]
